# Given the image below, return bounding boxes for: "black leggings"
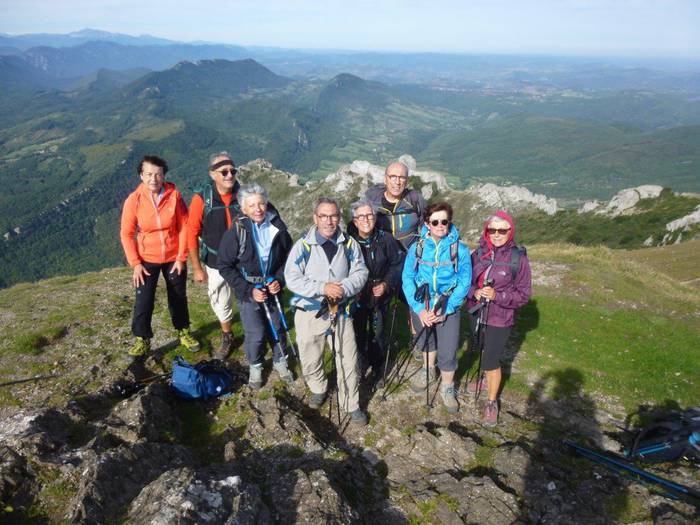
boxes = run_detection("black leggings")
[353,303,387,368]
[469,314,511,371]
[132,261,190,338]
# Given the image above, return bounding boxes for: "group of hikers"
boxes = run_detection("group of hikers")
[120,153,532,427]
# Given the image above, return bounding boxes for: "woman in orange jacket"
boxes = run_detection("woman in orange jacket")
[120,155,199,358]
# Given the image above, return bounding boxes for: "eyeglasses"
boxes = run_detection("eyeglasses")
[487,227,511,235]
[317,214,340,222]
[354,213,375,222]
[142,172,163,179]
[216,169,237,177]
[430,219,449,226]
[387,175,408,183]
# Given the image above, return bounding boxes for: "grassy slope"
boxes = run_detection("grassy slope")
[0,243,697,418]
[627,239,700,289]
[495,244,699,414]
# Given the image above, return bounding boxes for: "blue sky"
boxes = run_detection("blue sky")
[2,0,699,57]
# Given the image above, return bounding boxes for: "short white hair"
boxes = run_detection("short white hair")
[238,183,268,208]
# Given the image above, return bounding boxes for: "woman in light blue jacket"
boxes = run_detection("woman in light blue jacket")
[402,201,471,413]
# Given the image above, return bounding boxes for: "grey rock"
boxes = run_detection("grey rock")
[127,467,271,525]
[384,425,477,485]
[461,475,520,525]
[267,468,359,524]
[102,382,181,443]
[0,408,78,457]
[492,443,529,493]
[67,442,194,524]
[0,446,36,515]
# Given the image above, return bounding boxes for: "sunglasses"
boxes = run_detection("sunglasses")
[430,219,449,226]
[217,168,237,177]
[487,227,511,235]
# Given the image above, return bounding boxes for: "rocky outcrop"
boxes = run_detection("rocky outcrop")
[324,154,449,195]
[127,467,271,524]
[666,204,700,232]
[67,442,196,523]
[579,184,664,216]
[468,183,558,215]
[102,382,182,443]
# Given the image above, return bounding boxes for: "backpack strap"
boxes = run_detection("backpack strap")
[296,232,353,269]
[477,245,526,281]
[414,238,458,272]
[510,245,526,281]
[235,219,247,260]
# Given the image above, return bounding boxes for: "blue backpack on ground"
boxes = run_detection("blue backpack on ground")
[171,356,234,400]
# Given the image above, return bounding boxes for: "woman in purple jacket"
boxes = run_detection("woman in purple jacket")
[467,210,531,427]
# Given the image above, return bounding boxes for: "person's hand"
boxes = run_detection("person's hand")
[372,281,387,297]
[193,266,207,284]
[132,263,150,288]
[170,260,185,275]
[324,282,344,301]
[268,280,281,295]
[480,286,496,301]
[252,287,267,302]
[418,309,433,327]
[426,309,441,324]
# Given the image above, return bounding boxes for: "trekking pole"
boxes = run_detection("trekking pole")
[272,293,299,360]
[424,292,450,409]
[328,302,344,429]
[425,325,433,409]
[564,440,700,505]
[381,296,399,387]
[468,278,493,404]
[258,286,288,363]
[379,323,428,401]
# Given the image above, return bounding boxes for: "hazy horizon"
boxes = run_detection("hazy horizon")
[2,0,699,59]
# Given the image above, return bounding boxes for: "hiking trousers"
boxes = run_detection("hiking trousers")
[238,298,288,366]
[132,261,190,339]
[353,303,387,369]
[409,310,460,372]
[205,264,234,323]
[294,309,360,413]
[469,314,511,371]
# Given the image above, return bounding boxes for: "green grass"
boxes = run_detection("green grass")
[605,490,652,523]
[510,295,698,409]
[9,326,67,356]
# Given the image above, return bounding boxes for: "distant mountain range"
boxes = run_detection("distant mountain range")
[2,31,700,287]
[0,28,179,50]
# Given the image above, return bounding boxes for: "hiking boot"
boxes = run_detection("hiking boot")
[308,391,326,409]
[212,331,234,360]
[128,336,150,358]
[349,409,368,426]
[178,328,200,352]
[273,359,294,384]
[248,363,263,390]
[467,376,487,394]
[483,400,499,427]
[441,383,459,414]
[410,366,437,393]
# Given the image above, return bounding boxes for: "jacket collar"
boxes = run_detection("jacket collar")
[304,225,347,245]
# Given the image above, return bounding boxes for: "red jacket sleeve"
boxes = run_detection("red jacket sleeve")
[175,191,189,262]
[120,193,141,267]
[187,194,205,254]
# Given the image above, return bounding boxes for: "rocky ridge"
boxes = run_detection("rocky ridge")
[238,156,698,248]
[0,262,698,523]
